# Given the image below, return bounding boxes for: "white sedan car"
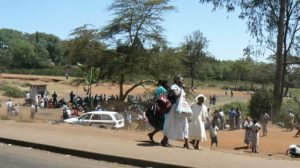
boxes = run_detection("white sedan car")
[64,111,125,129]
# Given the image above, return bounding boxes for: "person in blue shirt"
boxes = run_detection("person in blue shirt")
[229,108,237,130]
[148,80,170,143]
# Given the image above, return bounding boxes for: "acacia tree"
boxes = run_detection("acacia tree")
[66,25,106,66]
[181,30,209,87]
[100,0,174,101]
[199,0,300,118]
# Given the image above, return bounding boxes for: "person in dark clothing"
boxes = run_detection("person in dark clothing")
[70,91,75,103]
[148,80,170,144]
[52,92,58,107]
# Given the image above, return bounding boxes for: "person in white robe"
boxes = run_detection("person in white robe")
[243,116,253,148]
[250,119,261,153]
[189,94,209,150]
[162,75,190,149]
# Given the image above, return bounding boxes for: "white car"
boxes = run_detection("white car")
[64,111,125,129]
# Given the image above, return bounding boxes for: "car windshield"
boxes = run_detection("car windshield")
[114,113,124,120]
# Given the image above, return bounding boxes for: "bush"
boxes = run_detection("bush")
[0,84,26,98]
[248,90,273,120]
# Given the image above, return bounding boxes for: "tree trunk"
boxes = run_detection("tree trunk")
[191,74,194,88]
[273,0,286,118]
[284,82,289,97]
[119,77,125,101]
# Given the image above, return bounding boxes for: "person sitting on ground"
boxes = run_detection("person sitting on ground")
[286,144,300,157]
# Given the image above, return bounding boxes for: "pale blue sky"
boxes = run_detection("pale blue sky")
[0,0,263,61]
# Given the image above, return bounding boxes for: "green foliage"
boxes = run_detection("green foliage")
[65,25,105,66]
[0,84,26,98]
[146,47,183,80]
[181,30,210,86]
[2,67,82,77]
[278,98,300,124]
[248,90,273,120]
[101,0,174,46]
[0,29,66,68]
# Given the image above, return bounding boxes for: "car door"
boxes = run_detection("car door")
[90,114,102,126]
[78,113,92,125]
[101,114,115,128]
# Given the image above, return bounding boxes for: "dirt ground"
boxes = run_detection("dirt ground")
[0,73,299,160]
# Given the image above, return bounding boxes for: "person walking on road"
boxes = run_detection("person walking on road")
[162,75,189,149]
[260,112,270,136]
[148,80,169,143]
[189,94,209,150]
[243,116,253,148]
[250,119,261,153]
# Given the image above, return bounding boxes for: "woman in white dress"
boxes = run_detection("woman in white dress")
[189,94,209,149]
[250,119,261,153]
[243,116,253,148]
[162,75,190,149]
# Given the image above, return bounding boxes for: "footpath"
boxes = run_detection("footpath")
[0,120,299,168]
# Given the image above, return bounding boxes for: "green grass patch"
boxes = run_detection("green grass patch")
[0,84,26,98]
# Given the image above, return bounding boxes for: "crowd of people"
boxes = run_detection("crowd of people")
[144,74,300,155]
[146,75,221,150]
[3,74,300,156]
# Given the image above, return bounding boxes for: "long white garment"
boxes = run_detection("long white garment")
[189,103,208,141]
[250,123,261,151]
[163,84,189,140]
[243,120,253,145]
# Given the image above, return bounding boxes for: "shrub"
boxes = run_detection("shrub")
[248,90,273,120]
[0,84,26,98]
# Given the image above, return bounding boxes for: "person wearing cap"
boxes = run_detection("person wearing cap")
[189,94,209,150]
[162,75,190,149]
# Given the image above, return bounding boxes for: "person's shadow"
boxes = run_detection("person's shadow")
[136,140,160,147]
[234,146,249,151]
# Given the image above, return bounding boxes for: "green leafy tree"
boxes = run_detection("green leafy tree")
[10,39,48,68]
[181,30,209,87]
[146,46,183,79]
[0,29,65,68]
[100,0,174,100]
[26,32,66,66]
[249,90,273,121]
[199,0,300,117]
[66,25,106,67]
[231,59,251,90]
